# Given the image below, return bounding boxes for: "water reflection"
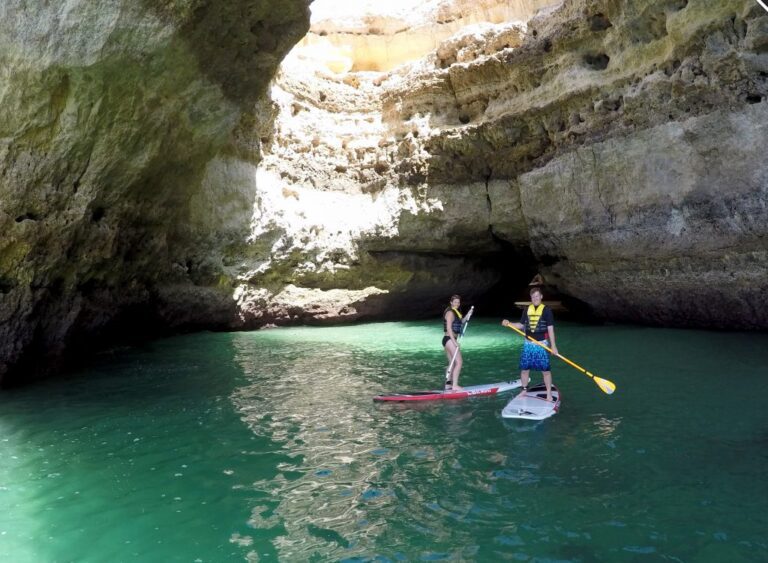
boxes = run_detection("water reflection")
[227,323,626,559]
[226,322,768,562]
[228,326,498,560]
[2,323,767,561]
[231,334,399,559]
[592,416,622,437]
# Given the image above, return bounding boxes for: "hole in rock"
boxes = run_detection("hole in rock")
[0,277,16,294]
[589,13,612,31]
[15,212,39,223]
[583,53,610,70]
[91,206,106,223]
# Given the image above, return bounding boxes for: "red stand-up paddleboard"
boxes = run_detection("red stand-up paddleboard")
[374,380,521,402]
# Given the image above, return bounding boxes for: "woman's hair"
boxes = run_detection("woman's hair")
[450,294,461,302]
[529,287,543,297]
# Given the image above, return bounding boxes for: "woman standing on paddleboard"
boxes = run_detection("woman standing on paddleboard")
[443,295,469,390]
[502,287,559,402]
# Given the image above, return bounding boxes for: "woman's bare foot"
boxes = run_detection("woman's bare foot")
[452,384,464,391]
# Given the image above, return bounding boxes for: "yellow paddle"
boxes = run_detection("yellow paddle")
[504,324,616,395]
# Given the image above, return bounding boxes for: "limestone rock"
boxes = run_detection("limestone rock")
[303,0,553,71]
[0,0,311,385]
[521,103,768,327]
[247,0,768,330]
[4,0,768,385]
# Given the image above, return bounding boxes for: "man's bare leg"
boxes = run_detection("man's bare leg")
[543,371,553,401]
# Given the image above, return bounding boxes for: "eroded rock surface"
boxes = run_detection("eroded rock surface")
[2,0,767,385]
[245,0,768,329]
[0,0,310,384]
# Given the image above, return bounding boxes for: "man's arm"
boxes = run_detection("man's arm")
[547,325,558,356]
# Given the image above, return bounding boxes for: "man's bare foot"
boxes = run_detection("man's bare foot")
[546,395,553,402]
[452,385,464,391]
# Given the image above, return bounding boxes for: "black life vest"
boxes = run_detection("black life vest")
[443,307,463,335]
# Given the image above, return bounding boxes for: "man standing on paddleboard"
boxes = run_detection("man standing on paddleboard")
[502,287,559,402]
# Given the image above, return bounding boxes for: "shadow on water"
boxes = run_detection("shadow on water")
[0,332,290,562]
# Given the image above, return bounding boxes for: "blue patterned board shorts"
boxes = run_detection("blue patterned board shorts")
[519,339,551,371]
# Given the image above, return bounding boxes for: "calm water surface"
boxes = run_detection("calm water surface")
[1,320,767,562]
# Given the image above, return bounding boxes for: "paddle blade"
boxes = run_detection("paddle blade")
[594,376,616,394]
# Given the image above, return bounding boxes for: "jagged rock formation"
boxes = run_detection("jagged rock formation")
[2,0,767,385]
[0,0,311,385]
[304,0,554,71]
[245,0,768,330]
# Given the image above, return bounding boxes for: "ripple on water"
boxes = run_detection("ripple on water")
[2,323,768,561]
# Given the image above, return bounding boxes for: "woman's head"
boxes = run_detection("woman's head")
[450,294,461,308]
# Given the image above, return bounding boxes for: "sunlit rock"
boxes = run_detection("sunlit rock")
[303,0,554,71]
[245,0,768,329]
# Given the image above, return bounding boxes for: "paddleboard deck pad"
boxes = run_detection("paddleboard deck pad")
[501,384,561,420]
[374,380,522,402]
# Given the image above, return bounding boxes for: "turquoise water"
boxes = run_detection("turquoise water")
[1,319,767,562]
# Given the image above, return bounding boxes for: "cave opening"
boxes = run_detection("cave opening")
[469,248,594,323]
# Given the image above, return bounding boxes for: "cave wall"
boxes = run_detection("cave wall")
[0,0,311,385]
[242,0,767,329]
[2,0,767,385]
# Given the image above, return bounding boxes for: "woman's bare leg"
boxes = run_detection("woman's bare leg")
[444,340,463,390]
[452,351,463,390]
[444,340,457,387]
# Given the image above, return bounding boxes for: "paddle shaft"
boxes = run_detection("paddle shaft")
[445,306,474,379]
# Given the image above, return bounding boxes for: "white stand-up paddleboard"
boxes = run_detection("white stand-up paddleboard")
[501,384,561,420]
[374,380,521,402]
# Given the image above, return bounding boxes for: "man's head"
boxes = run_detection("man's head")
[529,287,543,305]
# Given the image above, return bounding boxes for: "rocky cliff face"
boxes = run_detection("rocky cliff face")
[0,0,310,385]
[242,0,768,329]
[2,0,767,385]
[304,0,554,71]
